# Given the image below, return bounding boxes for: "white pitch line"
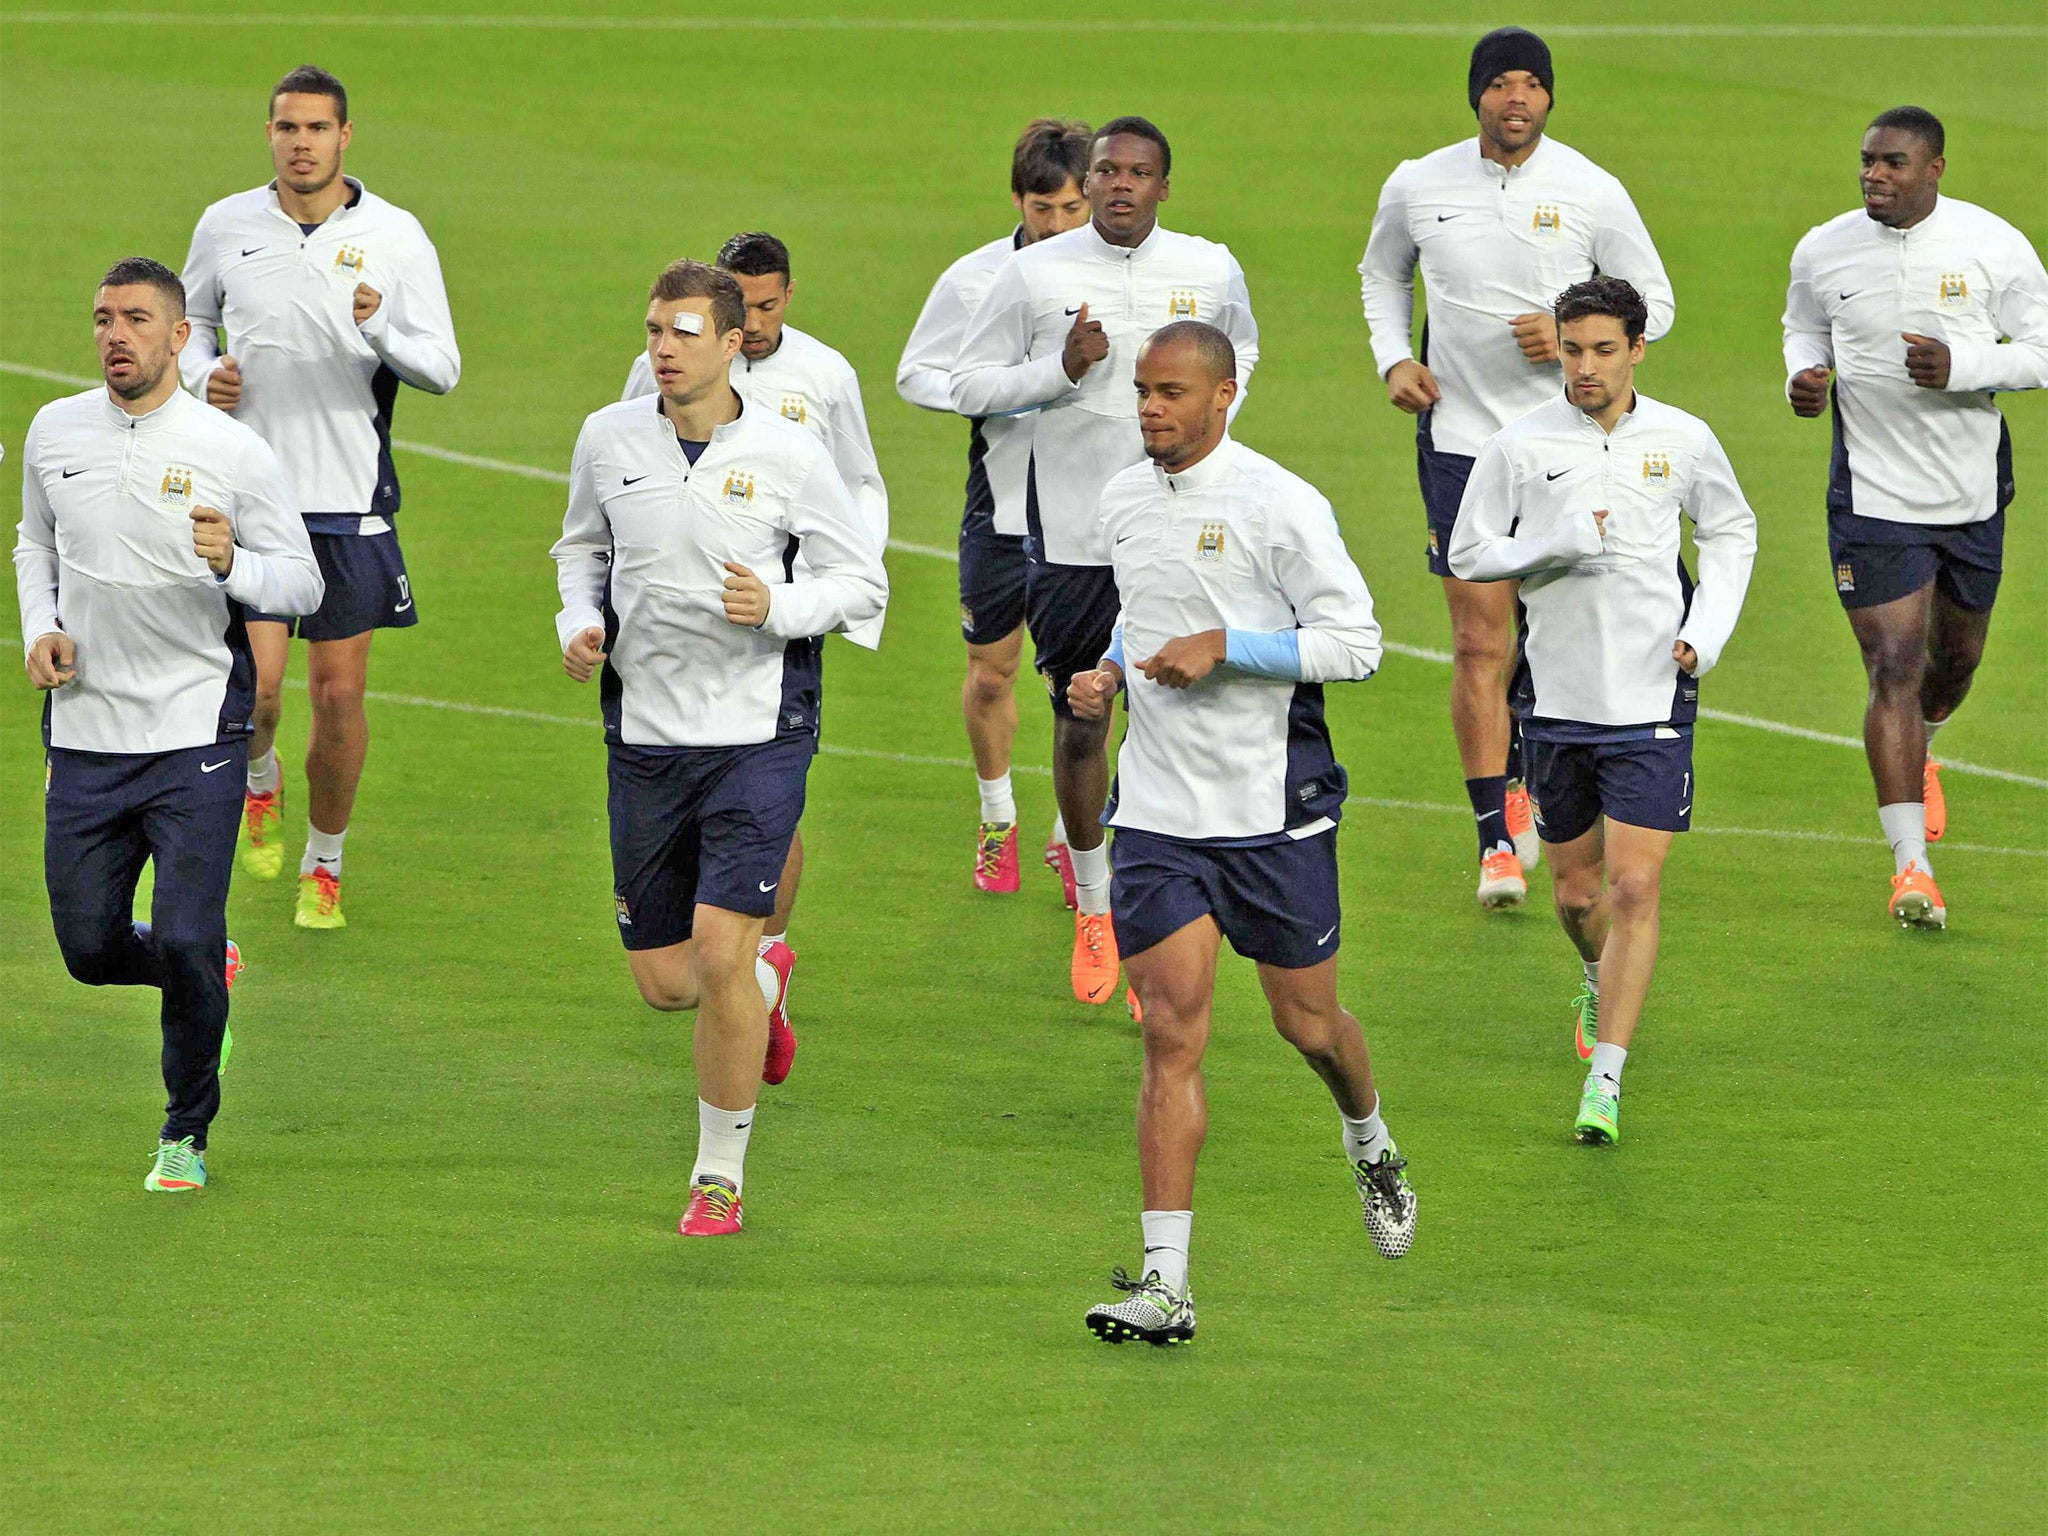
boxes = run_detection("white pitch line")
[3,14,2040,38]
[8,359,2043,790]
[294,681,2044,859]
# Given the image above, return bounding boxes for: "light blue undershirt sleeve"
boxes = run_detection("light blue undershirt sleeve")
[1105,625,1126,671]
[1223,628,1303,680]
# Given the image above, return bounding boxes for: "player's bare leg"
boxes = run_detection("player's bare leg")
[236,621,292,880]
[631,904,770,1235]
[1548,818,1611,1059]
[1125,915,1220,1213]
[1572,819,1671,1144]
[1445,575,1526,905]
[294,630,375,928]
[758,832,801,1085]
[1918,589,1991,846]
[1848,587,1948,924]
[1055,709,1119,1001]
[966,631,1025,893]
[1260,954,1415,1257]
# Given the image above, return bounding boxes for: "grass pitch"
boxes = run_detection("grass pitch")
[1,2,2043,1530]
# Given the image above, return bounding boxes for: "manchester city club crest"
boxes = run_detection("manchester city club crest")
[158,466,196,508]
[1836,561,1856,593]
[1167,288,1199,319]
[1531,204,1562,235]
[779,394,809,424]
[721,471,756,506]
[1939,272,1969,307]
[1194,522,1226,562]
[333,244,368,275]
[1641,453,1672,485]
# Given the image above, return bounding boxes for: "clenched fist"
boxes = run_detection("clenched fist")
[720,562,771,628]
[1062,302,1109,382]
[189,505,235,576]
[563,626,607,683]
[25,632,77,690]
[354,283,383,325]
[207,355,243,410]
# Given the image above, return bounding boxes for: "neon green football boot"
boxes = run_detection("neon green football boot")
[1575,1074,1620,1146]
[295,867,346,930]
[144,1136,207,1192]
[1571,982,1600,1063]
[238,789,285,880]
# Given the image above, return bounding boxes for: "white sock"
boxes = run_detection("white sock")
[1070,839,1110,916]
[1139,1209,1192,1294]
[1583,958,1601,992]
[1590,1041,1627,1090]
[754,955,781,1011]
[247,749,280,797]
[1923,716,1946,747]
[692,1098,755,1193]
[1342,1099,1392,1166]
[301,825,345,877]
[1878,801,1930,877]
[758,930,786,954]
[1051,812,1067,846]
[977,772,1016,824]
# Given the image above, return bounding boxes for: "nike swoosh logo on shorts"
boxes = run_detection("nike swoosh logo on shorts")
[759,880,777,893]
[201,759,232,773]
[1318,924,1338,944]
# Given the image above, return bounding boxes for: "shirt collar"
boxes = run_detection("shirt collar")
[654,388,747,444]
[1475,135,1547,183]
[1868,194,1944,245]
[1156,432,1239,492]
[100,386,184,431]
[264,175,366,223]
[1080,218,1162,261]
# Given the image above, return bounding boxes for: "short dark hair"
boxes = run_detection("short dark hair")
[716,232,791,280]
[1868,105,1944,158]
[1011,117,1092,196]
[97,257,186,320]
[1092,115,1170,178]
[1553,276,1648,342]
[1143,320,1235,382]
[650,259,746,338]
[271,64,348,123]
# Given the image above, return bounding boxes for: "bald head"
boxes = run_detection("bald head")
[1134,321,1238,470]
[1143,320,1236,383]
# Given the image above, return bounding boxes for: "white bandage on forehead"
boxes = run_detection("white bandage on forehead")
[672,311,704,335]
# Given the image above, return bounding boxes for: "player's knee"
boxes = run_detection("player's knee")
[965,658,1015,708]
[1271,997,1343,1059]
[634,975,697,1012]
[1449,616,1513,672]
[1608,868,1661,918]
[1553,879,1602,927]
[1137,1002,1206,1063]
[1860,634,1925,696]
[307,672,367,716]
[57,933,126,987]
[251,680,284,727]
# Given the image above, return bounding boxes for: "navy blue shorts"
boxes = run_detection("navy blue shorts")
[46,741,245,1148]
[1111,826,1341,970]
[250,529,418,640]
[1416,425,1475,579]
[1525,734,1694,844]
[960,503,1029,648]
[607,734,812,951]
[1025,553,1120,719]
[1828,508,2003,613]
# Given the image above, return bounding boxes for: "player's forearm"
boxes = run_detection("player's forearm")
[759,569,888,640]
[359,305,462,394]
[1946,338,2048,394]
[179,324,223,395]
[1360,279,1418,378]
[895,363,956,413]
[949,351,1073,418]
[1674,540,1756,678]
[222,545,325,616]
[12,546,60,653]
[1448,516,1598,582]
[1782,331,1834,387]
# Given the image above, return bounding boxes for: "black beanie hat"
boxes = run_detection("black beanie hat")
[1468,27,1554,112]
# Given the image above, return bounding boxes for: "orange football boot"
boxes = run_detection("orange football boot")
[1888,864,1947,930]
[1922,759,1946,843]
[1072,911,1120,1004]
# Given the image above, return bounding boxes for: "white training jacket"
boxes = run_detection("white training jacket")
[896,230,1033,537]
[1359,137,1675,459]
[552,395,888,750]
[1782,196,2048,527]
[624,324,888,648]
[1099,435,1382,844]
[179,178,461,530]
[950,220,1259,566]
[15,387,323,754]
[1447,392,1756,738]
